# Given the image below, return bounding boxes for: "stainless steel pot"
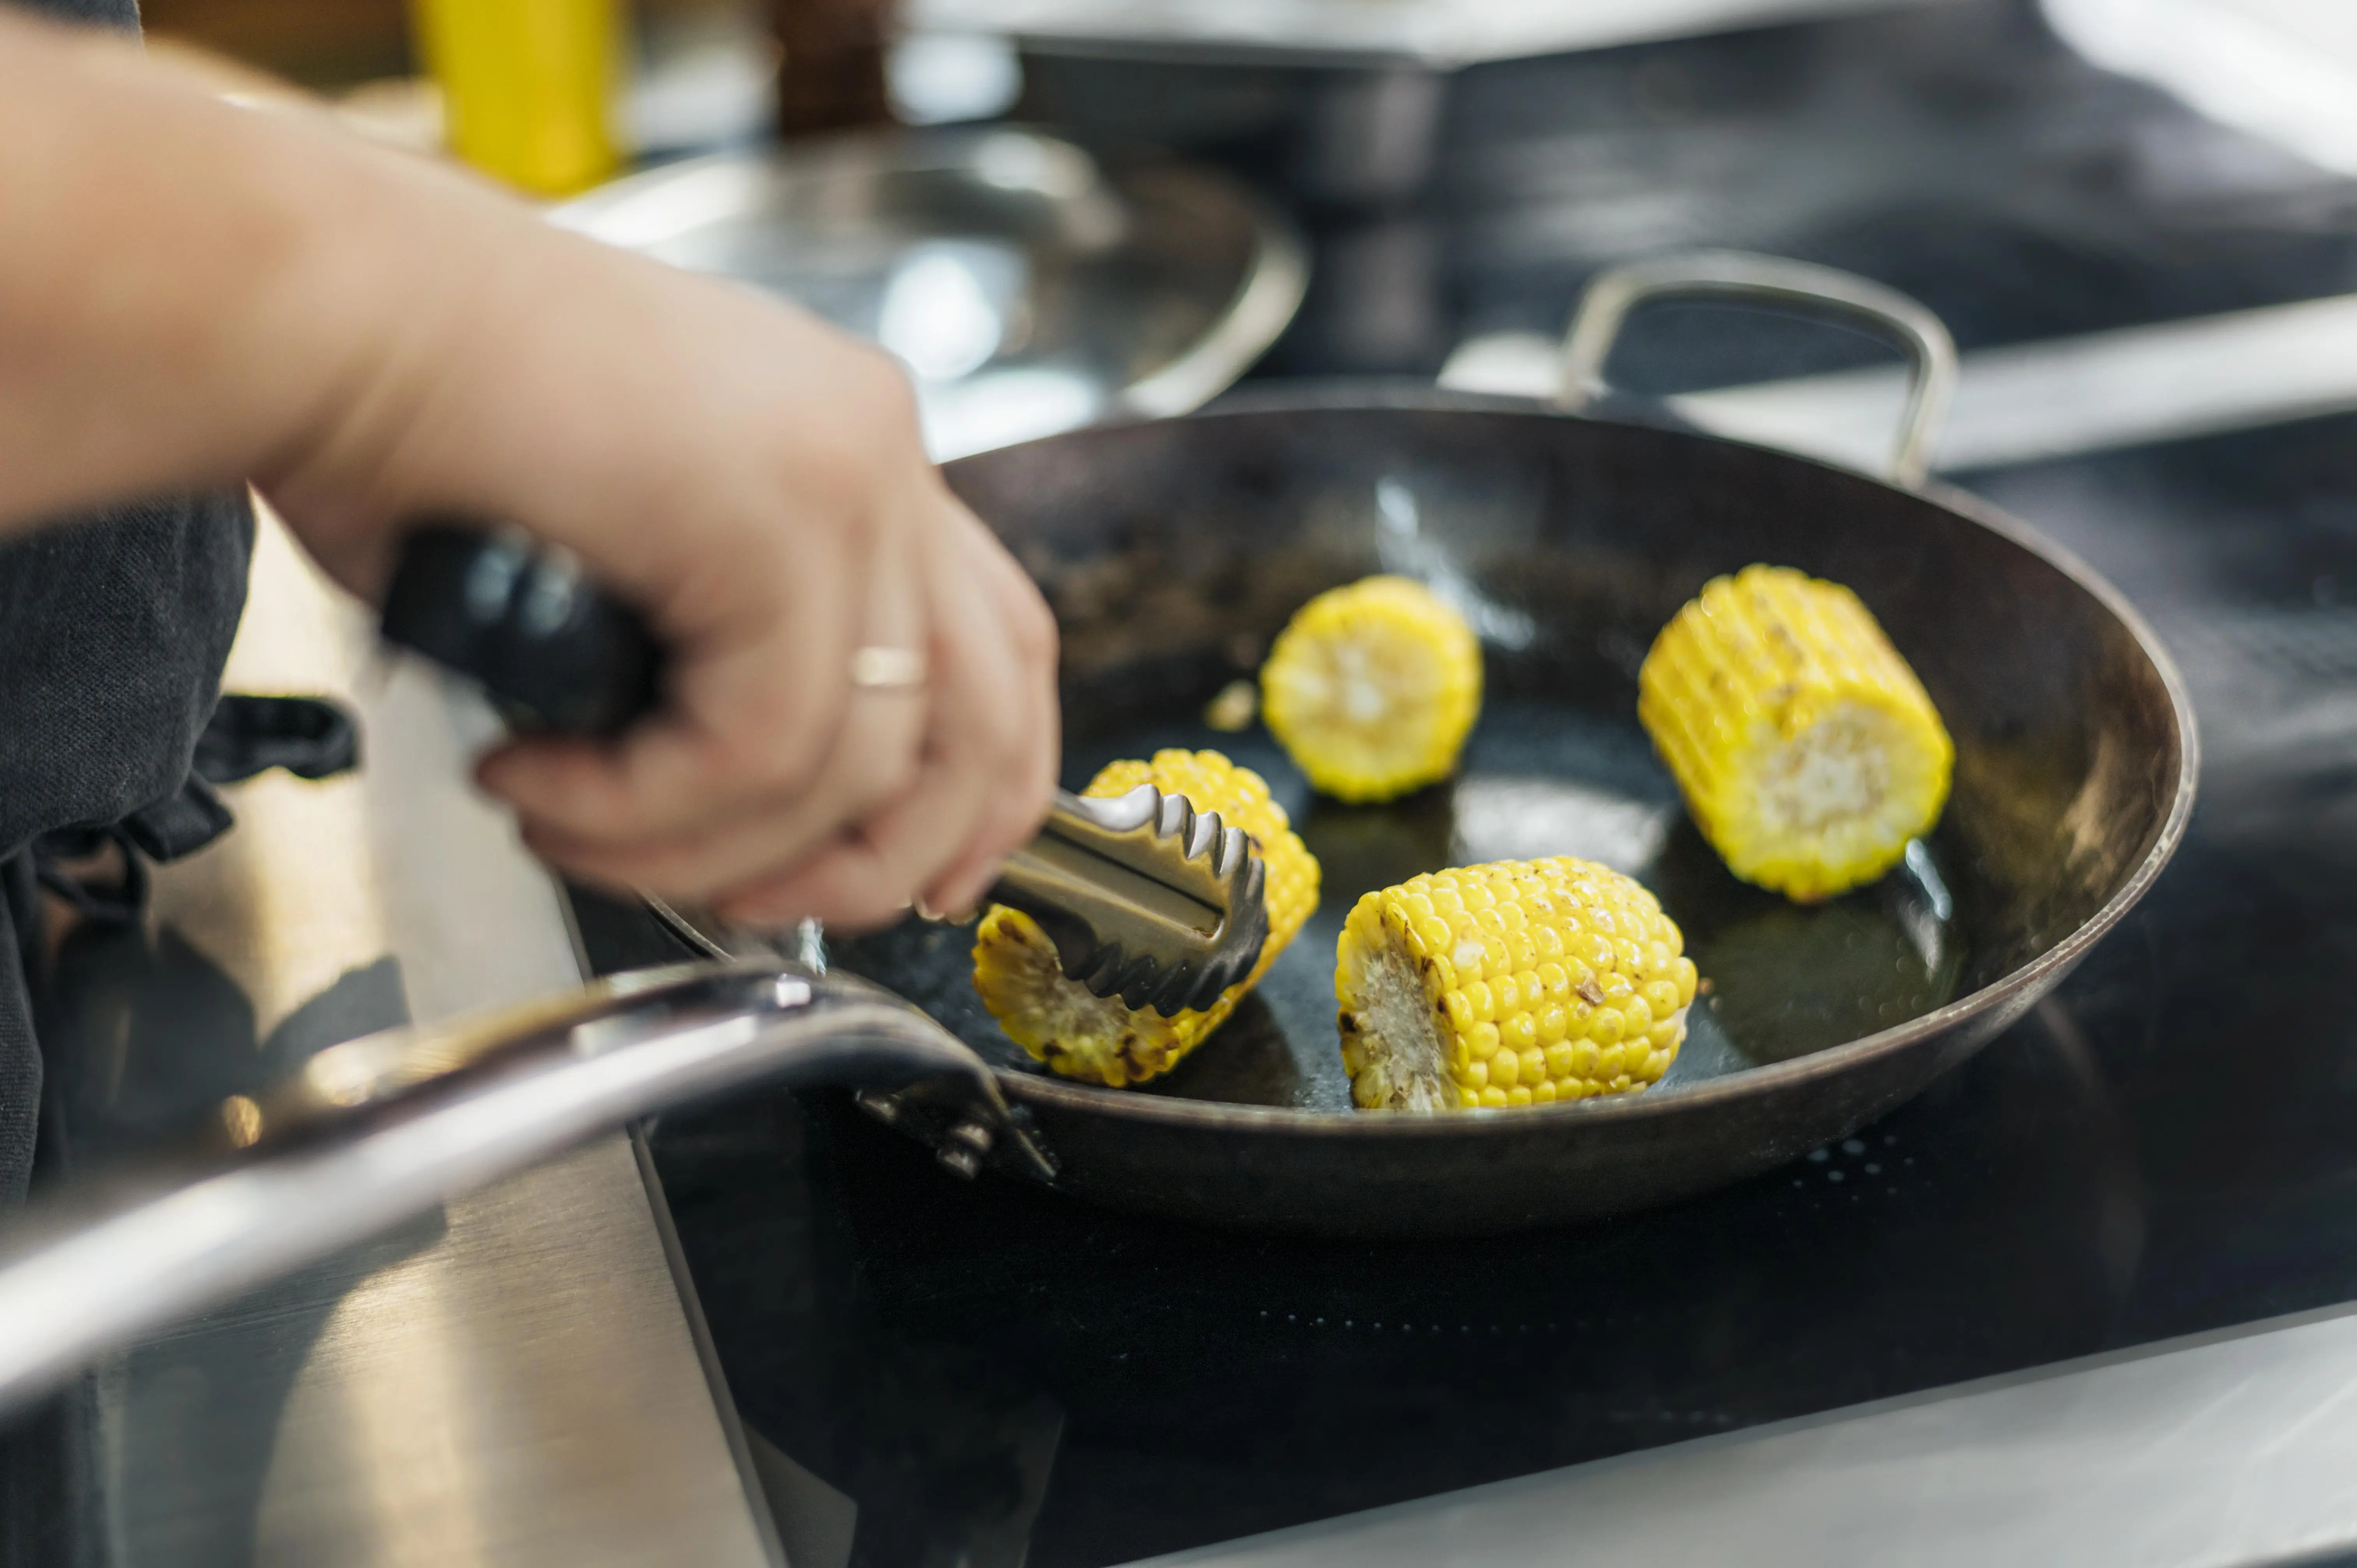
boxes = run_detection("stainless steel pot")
[552,127,1307,459]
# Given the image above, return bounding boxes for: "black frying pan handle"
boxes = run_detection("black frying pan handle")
[380,524,664,737]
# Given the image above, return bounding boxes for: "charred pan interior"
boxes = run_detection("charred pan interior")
[822,396,2193,1234]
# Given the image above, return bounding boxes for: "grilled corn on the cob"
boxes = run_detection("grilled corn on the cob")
[1338,856,1696,1112]
[1260,576,1482,803]
[972,749,1320,1086]
[1639,565,1952,903]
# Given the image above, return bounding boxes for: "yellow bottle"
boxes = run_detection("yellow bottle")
[412,0,623,198]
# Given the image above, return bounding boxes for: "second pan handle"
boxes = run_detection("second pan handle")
[1555,249,1959,490]
[0,960,1050,1423]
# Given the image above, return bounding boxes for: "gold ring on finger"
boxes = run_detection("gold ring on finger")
[849,645,927,691]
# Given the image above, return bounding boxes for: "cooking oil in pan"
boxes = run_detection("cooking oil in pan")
[826,697,1969,1110]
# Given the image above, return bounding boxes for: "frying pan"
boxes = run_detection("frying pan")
[763,252,2194,1233]
[0,253,2194,1413]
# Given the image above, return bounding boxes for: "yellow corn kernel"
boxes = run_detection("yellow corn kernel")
[1203,678,1258,733]
[1335,856,1694,1112]
[1260,576,1482,803]
[1639,564,1952,902]
[972,749,1320,1086]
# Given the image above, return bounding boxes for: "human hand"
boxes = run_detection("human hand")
[261,147,1060,929]
[0,16,1058,929]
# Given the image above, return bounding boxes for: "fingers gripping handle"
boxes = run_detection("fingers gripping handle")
[380,524,664,736]
[378,525,1268,1019]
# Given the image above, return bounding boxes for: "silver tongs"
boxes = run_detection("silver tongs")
[989,784,1269,1015]
[378,526,1271,1015]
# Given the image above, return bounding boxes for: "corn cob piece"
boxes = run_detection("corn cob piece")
[1639,565,1952,904]
[972,749,1320,1086]
[1338,856,1696,1112]
[1260,576,1482,803]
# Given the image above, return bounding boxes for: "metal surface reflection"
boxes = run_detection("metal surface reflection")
[1447,776,1675,872]
[1373,476,1537,649]
[875,241,1023,383]
[6,515,773,1567]
[554,129,1306,459]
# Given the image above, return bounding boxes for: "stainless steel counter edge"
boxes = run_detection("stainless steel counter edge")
[91,514,776,1568]
[1135,1295,2357,1567]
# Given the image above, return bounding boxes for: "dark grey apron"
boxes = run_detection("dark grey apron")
[0,0,256,1202]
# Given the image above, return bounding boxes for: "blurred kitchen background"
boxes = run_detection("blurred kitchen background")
[139,0,2357,432]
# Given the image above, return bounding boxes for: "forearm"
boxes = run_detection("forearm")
[0,14,1060,929]
[0,12,478,529]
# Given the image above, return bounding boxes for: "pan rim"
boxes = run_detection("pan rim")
[970,392,2202,1137]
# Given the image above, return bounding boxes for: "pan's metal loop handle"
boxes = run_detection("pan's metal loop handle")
[0,959,1049,1422]
[1556,250,1959,489]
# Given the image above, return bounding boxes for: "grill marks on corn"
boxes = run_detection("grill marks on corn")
[1337,856,1699,1112]
[1638,565,1953,903]
[972,914,1194,1082]
[971,749,1320,1086]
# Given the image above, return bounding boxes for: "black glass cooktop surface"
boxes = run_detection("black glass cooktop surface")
[561,5,2357,1562]
[576,406,2357,1567]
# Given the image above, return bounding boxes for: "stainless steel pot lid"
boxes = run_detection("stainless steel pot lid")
[551,127,1307,459]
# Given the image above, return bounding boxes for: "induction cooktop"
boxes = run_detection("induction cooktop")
[574,4,2357,1563]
